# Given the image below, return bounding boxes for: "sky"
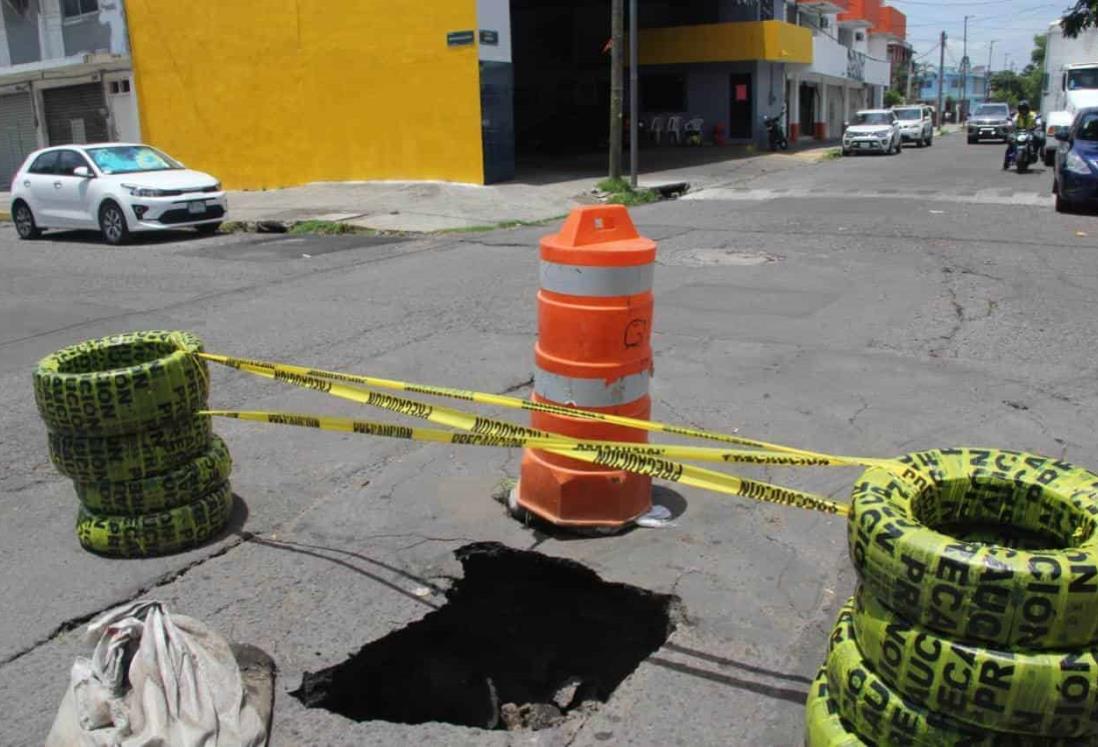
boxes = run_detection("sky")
[893,0,1068,73]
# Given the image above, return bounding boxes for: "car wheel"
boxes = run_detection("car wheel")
[842,148,851,157]
[99,201,130,246]
[968,136,977,144]
[1044,150,1055,167]
[1056,193,1069,213]
[194,222,221,236]
[12,200,40,240]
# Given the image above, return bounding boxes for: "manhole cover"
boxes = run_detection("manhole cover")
[661,249,781,267]
[292,542,676,731]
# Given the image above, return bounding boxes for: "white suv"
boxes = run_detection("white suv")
[842,110,903,156]
[10,143,226,245]
[892,105,934,148]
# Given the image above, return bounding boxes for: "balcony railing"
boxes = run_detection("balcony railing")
[797,0,850,12]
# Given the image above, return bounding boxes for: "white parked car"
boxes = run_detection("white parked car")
[892,105,934,147]
[842,110,902,156]
[10,143,226,245]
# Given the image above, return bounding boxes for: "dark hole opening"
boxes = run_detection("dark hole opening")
[292,542,676,730]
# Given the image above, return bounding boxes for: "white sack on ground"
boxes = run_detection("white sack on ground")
[46,600,268,747]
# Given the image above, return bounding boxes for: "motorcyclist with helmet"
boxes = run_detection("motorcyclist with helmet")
[1004,100,1038,170]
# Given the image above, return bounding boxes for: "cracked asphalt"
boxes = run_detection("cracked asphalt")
[2,135,1098,745]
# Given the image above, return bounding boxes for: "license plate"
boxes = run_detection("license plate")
[981,129,992,135]
[187,201,205,215]
[859,142,871,149]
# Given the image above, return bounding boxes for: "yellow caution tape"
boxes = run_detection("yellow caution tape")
[193,352,919,517]
[200,409,851,516]
[198,352,878,463]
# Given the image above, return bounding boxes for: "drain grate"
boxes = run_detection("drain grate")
[292,542,676,730]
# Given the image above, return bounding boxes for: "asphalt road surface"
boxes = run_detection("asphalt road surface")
[2,133,1097,745]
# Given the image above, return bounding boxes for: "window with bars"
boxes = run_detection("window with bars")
[62,0,98,18]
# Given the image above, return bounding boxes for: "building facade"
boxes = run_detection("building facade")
[635,2,811,149]
[116,0,894,190]
[790,0,900,142]
[918,65,991,115]
[0,0,138,188]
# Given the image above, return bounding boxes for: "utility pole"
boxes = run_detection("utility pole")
[986,40,998,104]
[906,53,914,101]
[960,15,973,121]
[629,0,638,189]
[608,0,624,181]
[937,31,947,128]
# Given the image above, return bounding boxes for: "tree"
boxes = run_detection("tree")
[1031,33,1047,68]
[988,70,1038,108]
[884,89,904,107]
[1063,1,1098,37]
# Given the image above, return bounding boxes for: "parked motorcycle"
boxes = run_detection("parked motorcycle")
[764,109,789,151]
[1007,128,1038,173]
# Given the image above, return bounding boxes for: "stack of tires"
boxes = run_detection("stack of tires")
[807,448,1098,746]
[34,331,234,558]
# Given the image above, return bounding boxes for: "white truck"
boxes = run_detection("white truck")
[1041,21,1098,165]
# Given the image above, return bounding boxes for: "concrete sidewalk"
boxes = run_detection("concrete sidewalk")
[224,145,837,232]
[0,142,838,231]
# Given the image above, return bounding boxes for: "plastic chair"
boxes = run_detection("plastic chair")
[684,117,704,146]
[667,115,684,145]
[649,115,666,145]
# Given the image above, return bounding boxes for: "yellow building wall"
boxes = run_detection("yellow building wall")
[126,0,484,189]
[639,21,812,66]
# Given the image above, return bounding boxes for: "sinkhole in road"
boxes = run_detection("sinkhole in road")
[291,542,677,730]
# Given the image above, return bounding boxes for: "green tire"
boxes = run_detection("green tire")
[848,448,1098,649]
[76,482,233,558]
[74,434,232,514]
[825,598,1088,746]
[805,665,867,746]
[34,331,208,436]
[854,586,1098,737]
[49,415,212,482]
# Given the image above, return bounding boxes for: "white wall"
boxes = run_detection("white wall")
[864,57,890,86]
[810,33,848,78]
[104,70,139,141]
[476,0,511,63]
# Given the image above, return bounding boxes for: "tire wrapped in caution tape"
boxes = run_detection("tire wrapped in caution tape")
[805,666,867,746]
[76,482,233,558]
[34,331,208,437]
[848,448,1098,649]
[853,586,1098,737]
[825,598,1092,747]
[49,415,213,482]
[74,434,232,515]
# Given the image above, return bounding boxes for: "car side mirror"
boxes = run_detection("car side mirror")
[1055,130,1071,142]
[843,121,849,129]
[73,166,93,178]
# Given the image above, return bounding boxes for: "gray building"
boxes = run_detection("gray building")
[0,0,139,188]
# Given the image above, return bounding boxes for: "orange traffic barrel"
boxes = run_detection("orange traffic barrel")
[517,205,657,528]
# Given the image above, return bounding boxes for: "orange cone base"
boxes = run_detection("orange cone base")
[517,449,652,528]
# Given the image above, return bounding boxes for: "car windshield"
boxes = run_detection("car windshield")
[894,109,921,120]
[85,145,182,175]
[854,113,891,125]
[1068,68,1098,90]
[974,105,1008,118]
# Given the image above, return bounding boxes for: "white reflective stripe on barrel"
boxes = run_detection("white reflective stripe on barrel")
[539,260,654,298]
[534,367,650,408]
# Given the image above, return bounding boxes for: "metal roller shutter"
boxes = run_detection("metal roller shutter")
[42,83,108,146]
[0,92,37,189]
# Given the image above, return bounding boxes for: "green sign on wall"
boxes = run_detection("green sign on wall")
[447,30,475,47]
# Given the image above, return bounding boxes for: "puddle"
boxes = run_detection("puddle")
[292,542,677,730]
